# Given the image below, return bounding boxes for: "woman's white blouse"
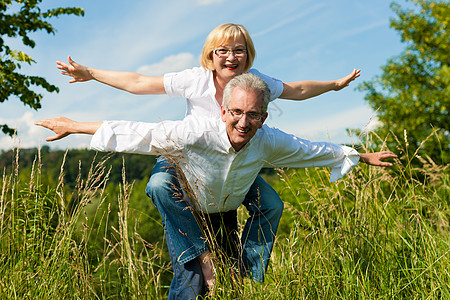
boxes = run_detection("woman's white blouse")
[163,67,284,119]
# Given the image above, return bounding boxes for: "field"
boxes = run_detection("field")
[1,137,449,299]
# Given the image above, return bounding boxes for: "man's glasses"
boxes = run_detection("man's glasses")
[214,48,247,58]
[227,108,264,121]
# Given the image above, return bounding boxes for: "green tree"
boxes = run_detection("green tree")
[0,0,84,135]
[359,0,449,164]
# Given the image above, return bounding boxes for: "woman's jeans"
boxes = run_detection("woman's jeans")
[146,157,283,299]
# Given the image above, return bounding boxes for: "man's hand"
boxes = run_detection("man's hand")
[334,69,361,91]
[56,56,93,83]
[35,117,101,141]
[359,151,397,167]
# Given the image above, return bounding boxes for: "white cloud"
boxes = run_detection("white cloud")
[252,3,325,38]
[1,111,97,151]
[0,111,40,150]
[196,0,224,5]
[333,20,388,42]
[137,53,198,76]
[362,116,383,134]
[294,19,389,60]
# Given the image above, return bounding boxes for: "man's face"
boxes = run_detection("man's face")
[221,87,268,151]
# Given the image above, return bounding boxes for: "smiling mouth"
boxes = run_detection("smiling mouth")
[236,127,249,134]
[224,64,238,70]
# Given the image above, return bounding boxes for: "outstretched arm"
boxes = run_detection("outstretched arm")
[279,69,360,100]
[359,151,397,167]
[35,117,102,141]
[56,56,165,95]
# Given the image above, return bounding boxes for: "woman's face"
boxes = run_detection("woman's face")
[212,36,248,82]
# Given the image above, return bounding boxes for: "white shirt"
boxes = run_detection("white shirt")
[91,116,360,213]
[164,67,284,119]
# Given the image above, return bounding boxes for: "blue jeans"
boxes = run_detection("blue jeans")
[240,172,284,282]
[146,157,283,298]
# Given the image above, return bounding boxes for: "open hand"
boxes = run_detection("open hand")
[359,151,398,167]
[56,56,92,83]
[334,69,361,91]
[35,117,77,141]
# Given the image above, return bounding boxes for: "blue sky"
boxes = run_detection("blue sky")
[1,0,408,150]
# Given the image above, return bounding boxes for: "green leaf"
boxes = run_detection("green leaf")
[358,0,449,164]
[0,0,84,136]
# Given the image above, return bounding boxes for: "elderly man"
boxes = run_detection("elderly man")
[36,73,396,299]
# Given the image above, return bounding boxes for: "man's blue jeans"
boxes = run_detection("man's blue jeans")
[146,157,283,298]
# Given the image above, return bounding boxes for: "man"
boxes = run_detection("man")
[36,73,396,299]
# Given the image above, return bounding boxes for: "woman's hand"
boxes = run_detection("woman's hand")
[56,56,93,83]
[334,69,361,91]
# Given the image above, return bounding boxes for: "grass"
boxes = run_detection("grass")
[0,149,169,299]
[0,135,449,299]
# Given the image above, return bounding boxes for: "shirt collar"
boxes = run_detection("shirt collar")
[217,122,234,153]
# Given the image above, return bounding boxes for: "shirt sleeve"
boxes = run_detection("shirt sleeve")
[248,69,284,100]
[164,67,210,99]
[90,120,185,156]
[262,127,360,182]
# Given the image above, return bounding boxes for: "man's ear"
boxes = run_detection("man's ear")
[258,112,268,128]
[221,105,227,122]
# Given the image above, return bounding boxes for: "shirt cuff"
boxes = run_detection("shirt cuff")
[329,146,360,182]
[163,73,174,97]
[90,121,112,151]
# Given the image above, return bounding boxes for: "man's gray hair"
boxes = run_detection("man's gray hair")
[223,73,271,113]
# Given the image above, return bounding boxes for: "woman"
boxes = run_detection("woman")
[57,23,360,298]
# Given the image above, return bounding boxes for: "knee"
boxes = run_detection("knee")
[145,171,180,201]
[255,177,284,214]
[272,195,284,216]
[259,189,284,217]
[246,185,284,220]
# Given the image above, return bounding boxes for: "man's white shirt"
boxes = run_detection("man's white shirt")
[91,116,360,213]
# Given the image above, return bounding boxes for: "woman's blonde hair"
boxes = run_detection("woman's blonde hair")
[200,23,255,73]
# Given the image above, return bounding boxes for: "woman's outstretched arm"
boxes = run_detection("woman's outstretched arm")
[56,56,165,95]
[279,69,361,100]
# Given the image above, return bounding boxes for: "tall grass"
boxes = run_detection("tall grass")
[0,133,448,299]
[0,148,169,299]
[239,133,450,299]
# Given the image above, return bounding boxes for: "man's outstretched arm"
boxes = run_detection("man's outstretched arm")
[359,151,397,167]
[35,117,102,141]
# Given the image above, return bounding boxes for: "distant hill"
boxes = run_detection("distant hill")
[0,146,158,187]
